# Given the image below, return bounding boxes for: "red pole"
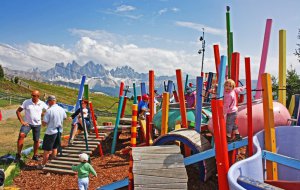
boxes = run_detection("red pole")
[121,96,127,118]
[175,69,188,128]
[213,44,221,78]
[119,81,124,97]
[173,90,179,102]
[137,95,141,103]
[149,70,154,123]
[89,102,103,156]
[128,153,134,190]
[211,100,229,190]
[145,114,150,146]
[245,57,253,156]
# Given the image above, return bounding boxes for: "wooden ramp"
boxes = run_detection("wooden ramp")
[43,132,109,174]
[132,145,188,190]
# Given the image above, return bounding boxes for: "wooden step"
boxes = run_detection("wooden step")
[46,163,73,169]
[55,156,80,161]
[74,137,102,141]
[62,149,92,154]
[43,166,75,174]
[77,132,108,137]
[65,146,94,151]
[72,140,100,145]
[57,152,82,158]
[70,144,98,148]
[50,159,81,165]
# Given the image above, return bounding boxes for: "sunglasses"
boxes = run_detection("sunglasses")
[31,95,39,97]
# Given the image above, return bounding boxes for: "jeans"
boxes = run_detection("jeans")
[78,177,89,190]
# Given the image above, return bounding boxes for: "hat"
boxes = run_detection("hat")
[142,94,149,101]
[186,87,192,94]
[47,95,56,101]
[79,153,89,162]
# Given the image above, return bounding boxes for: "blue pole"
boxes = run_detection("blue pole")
[111,96,124,154]
[205,72,213,102]
[69,76,86,144]
[133,83,137,104]
[167,80,173,94]
[195,77,203,133]
[217,56,227,98]
[141,82,147,95]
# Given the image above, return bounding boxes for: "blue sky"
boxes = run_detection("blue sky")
[0,0,299,78]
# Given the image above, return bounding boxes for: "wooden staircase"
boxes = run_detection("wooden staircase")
[43,132,110,174]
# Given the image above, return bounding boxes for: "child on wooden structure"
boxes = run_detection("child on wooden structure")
[72,153,97,190]
[138,94,149,120]
[223,79,245,142]
[69,100,93,144]
[184,87,196,108]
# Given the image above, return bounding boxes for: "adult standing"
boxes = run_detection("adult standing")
[38,95,66,169]
[15,90,48,162]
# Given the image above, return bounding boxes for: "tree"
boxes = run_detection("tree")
[295,29,300,62]
[14,76,19,84]
[0,64,4,79]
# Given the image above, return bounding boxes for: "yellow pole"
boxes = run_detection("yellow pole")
[161,92,169,135]
[262,73,278,180]
[278,30,286,106]
[288,95,295,116]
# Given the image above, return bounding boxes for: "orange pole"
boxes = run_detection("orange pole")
[131,104,138,147]
[149,70,155,123]
[161,92,170,135]
[128,152,134,190]
[175,69,188,128]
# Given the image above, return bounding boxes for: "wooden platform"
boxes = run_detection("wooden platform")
[132,145,188,190]
[43,132,109,174]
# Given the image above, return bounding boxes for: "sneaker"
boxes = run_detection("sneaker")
[32,155,40,161]
[233,134,242,141]
[69,138,74,145]
[14,154,22,163]
[37,164,45,170]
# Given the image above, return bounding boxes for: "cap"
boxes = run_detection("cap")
[47,95,56,101]
[79,153,89,162]
[142,94,149,101]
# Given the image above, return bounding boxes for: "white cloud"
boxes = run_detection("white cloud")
[158,8,167,15]
[158,7,179,15]
[115,5,136,12]
[175,21,225,36]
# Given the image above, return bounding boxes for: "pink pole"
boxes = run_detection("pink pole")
[255,19,272,99]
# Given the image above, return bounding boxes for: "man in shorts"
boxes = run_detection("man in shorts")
[38,95,66,169]
[15,90,48,162]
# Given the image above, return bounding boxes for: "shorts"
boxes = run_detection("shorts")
[78,177,89,190]
[42,133,61,151]
[78,119,91,131]
[20,125,41,141]
[226,112,238,134]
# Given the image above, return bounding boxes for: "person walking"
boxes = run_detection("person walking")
[15,90,48,162]
[38,95,67,169]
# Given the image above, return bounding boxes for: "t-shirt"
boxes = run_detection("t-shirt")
[138,100,149,114]
[185,93,196,108]
[223,86,246,114]
[43,104,67,135]
[72,162,97,179]
[21,99,48,125]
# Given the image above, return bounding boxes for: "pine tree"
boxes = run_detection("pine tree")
[0,64,4,79]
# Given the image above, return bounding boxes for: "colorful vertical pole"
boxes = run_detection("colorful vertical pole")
[69,76,86,144]
[217,56,227,98]
[213,45,221,78]
[111,96,124,154]
[90,103,103,156]
[133,83,137,104]
[176,69,188,128]
[288,95,295,116]
[211,99,229,190]
[161,92,170,135]
[145,114,150,146]
[262,73,278,180]
[205,72,213,102]
[141,82,147,95]
[131,104,138,147]
[149,70,155,123]
[121,97,127,118]
[184,74,189,93]
[226,6,233,78]
[231,52,240,85]
[167,80,173,94]
[255,19,273,99]
[79,100,89,151]
[119,81,124,97]
[245,57,253,156]
[195,77,203,133]
[84,84,89,100]
[278,30,286,106]
[173,90,179,102]
[128,152,134,190]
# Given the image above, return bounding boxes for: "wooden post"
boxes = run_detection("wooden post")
[141,82,147,95]
[176,69,188,128]
[149,70,155,123]
[278,30,286,106]
[262,73,278,180]
[217,56,227,98]
[245,57,253,156]
[133,83,138,104]
[121,97,127,118]
[128,152,134,190]
[131,104,138,147]
[255,19,272,99]
[161,92,170,135]
[195,77,203,133]
[111,96,124,154]
[89,102,103,156]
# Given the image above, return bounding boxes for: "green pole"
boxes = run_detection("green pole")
[226,6,232,78]
[229,32,234,78]
[111,96,124,154]
[84,84,89,100]
[184,74,189,93]
[133,83,137,104]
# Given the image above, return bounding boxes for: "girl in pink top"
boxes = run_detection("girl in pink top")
[223,79,245,142]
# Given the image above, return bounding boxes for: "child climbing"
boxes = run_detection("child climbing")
[138,94,149,120]
[72,153,97,190]
[223,79,245,142]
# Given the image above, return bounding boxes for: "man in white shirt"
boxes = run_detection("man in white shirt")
[15,90,48,162]
[38,95,66,169]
